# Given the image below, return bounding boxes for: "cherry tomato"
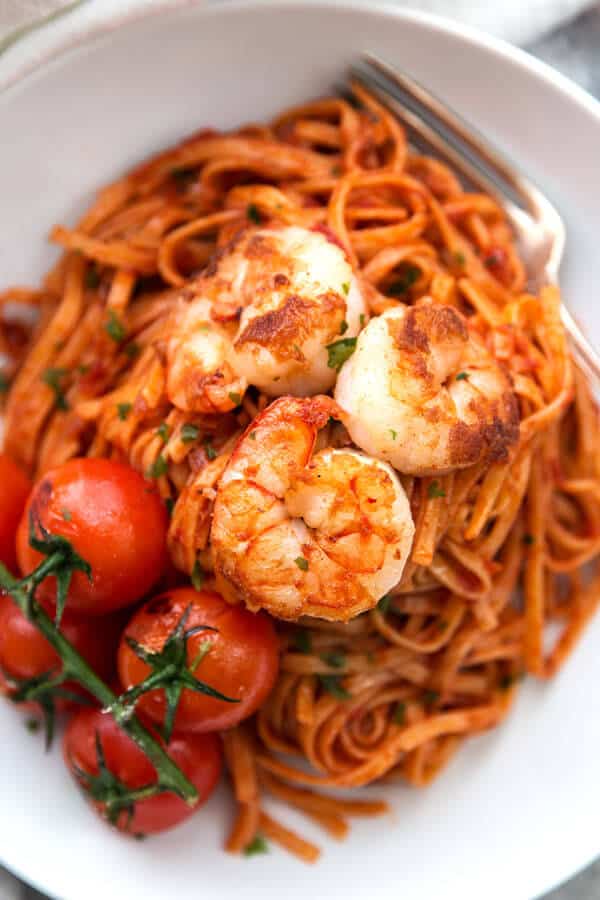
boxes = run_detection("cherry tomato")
[16,458,168,616]
[0,592,123,708]
[0,453,31,573]
[64,707,222,835]
[118,587,279,734]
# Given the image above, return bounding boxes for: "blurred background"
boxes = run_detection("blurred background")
[0,0,599,897]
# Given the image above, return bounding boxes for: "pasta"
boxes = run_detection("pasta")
[2,84,599,862]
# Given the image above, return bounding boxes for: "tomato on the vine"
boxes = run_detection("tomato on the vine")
[0,592,122,710]
[16,458,168,616]
[118,587,279,734]
[0,453,31,573]
[64,707,222,835]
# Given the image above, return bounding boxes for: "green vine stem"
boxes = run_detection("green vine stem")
[0,563,198,807]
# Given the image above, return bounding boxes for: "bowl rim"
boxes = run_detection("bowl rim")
[1,3,600,899]
[2,0,600,128]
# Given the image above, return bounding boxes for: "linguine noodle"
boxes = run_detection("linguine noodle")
[1,85,599,862]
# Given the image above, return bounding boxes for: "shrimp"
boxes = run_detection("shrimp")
[166,225,367,413]
[335,302,519,475]
[210,395,414,622]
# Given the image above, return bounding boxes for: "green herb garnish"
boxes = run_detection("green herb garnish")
[191,560,205,591]
[247,204,261,224]
[389,429,397,440]
[228,391,241,406]
[147,455,168,479]
[181,423,199,444]
[201,439,216,461]
[339,319,349,335]
[61,508,72,522]
[319,675,351,700]
[244,835,269,856]
[0,372,10,394]
[294,556,309,572]
[165,498,175,518]
[455,371,469,381]
[117,402,132,421]
[156,422,170,443]
[378,594,392,615]
[454,251,466,266]
[105,309,126,344]
[341,282,350,296]
[326,337,357,372]
[42,367,69,411]
[124,342,140,359]
[427,481,446,499]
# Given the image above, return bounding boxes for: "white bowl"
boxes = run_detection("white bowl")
[1,3,600,899]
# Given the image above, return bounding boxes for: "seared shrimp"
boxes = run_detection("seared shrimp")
[166,225,367,413]
[211,396,414,622]
[166,296,247,414]
[335,303,519,475]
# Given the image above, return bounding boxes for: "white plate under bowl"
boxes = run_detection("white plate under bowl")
[1,3,600,899]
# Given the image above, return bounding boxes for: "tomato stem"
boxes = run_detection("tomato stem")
[0,562,198,807]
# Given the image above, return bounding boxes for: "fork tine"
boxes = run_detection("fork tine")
[348,71,524,221]
[358,53,535,213]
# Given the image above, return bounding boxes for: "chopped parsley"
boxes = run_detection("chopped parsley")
[147,455,168,479]
[42,367,69,411]
[378,594,392,615]
[321,651,346,669]
[156,422,170,443]
[393,702,406,725]
[454,251,466,266]
[319,675,351,700]
[249,431,257,441]
[203,439,217,460]
[243,835,269,857]
[247,203,261,224]
[191,559,205,591]
[359,313,366,327]
[180,423,199,444]
[341,282,350,296]
[116,402,132,421]
[61,508,72,522]
[455,371,469,381]
[339,319,349,335]
[105,309,126,343]
[228,391,241,406]
[293,629,312,654]
[388,265,420,296]
[0,372,10,394]
[294,556,309,571]
[389,429,397,440]
[326,337,357,372]
[427,481,446,499]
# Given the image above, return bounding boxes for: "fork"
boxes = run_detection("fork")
[349,54,600,384]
